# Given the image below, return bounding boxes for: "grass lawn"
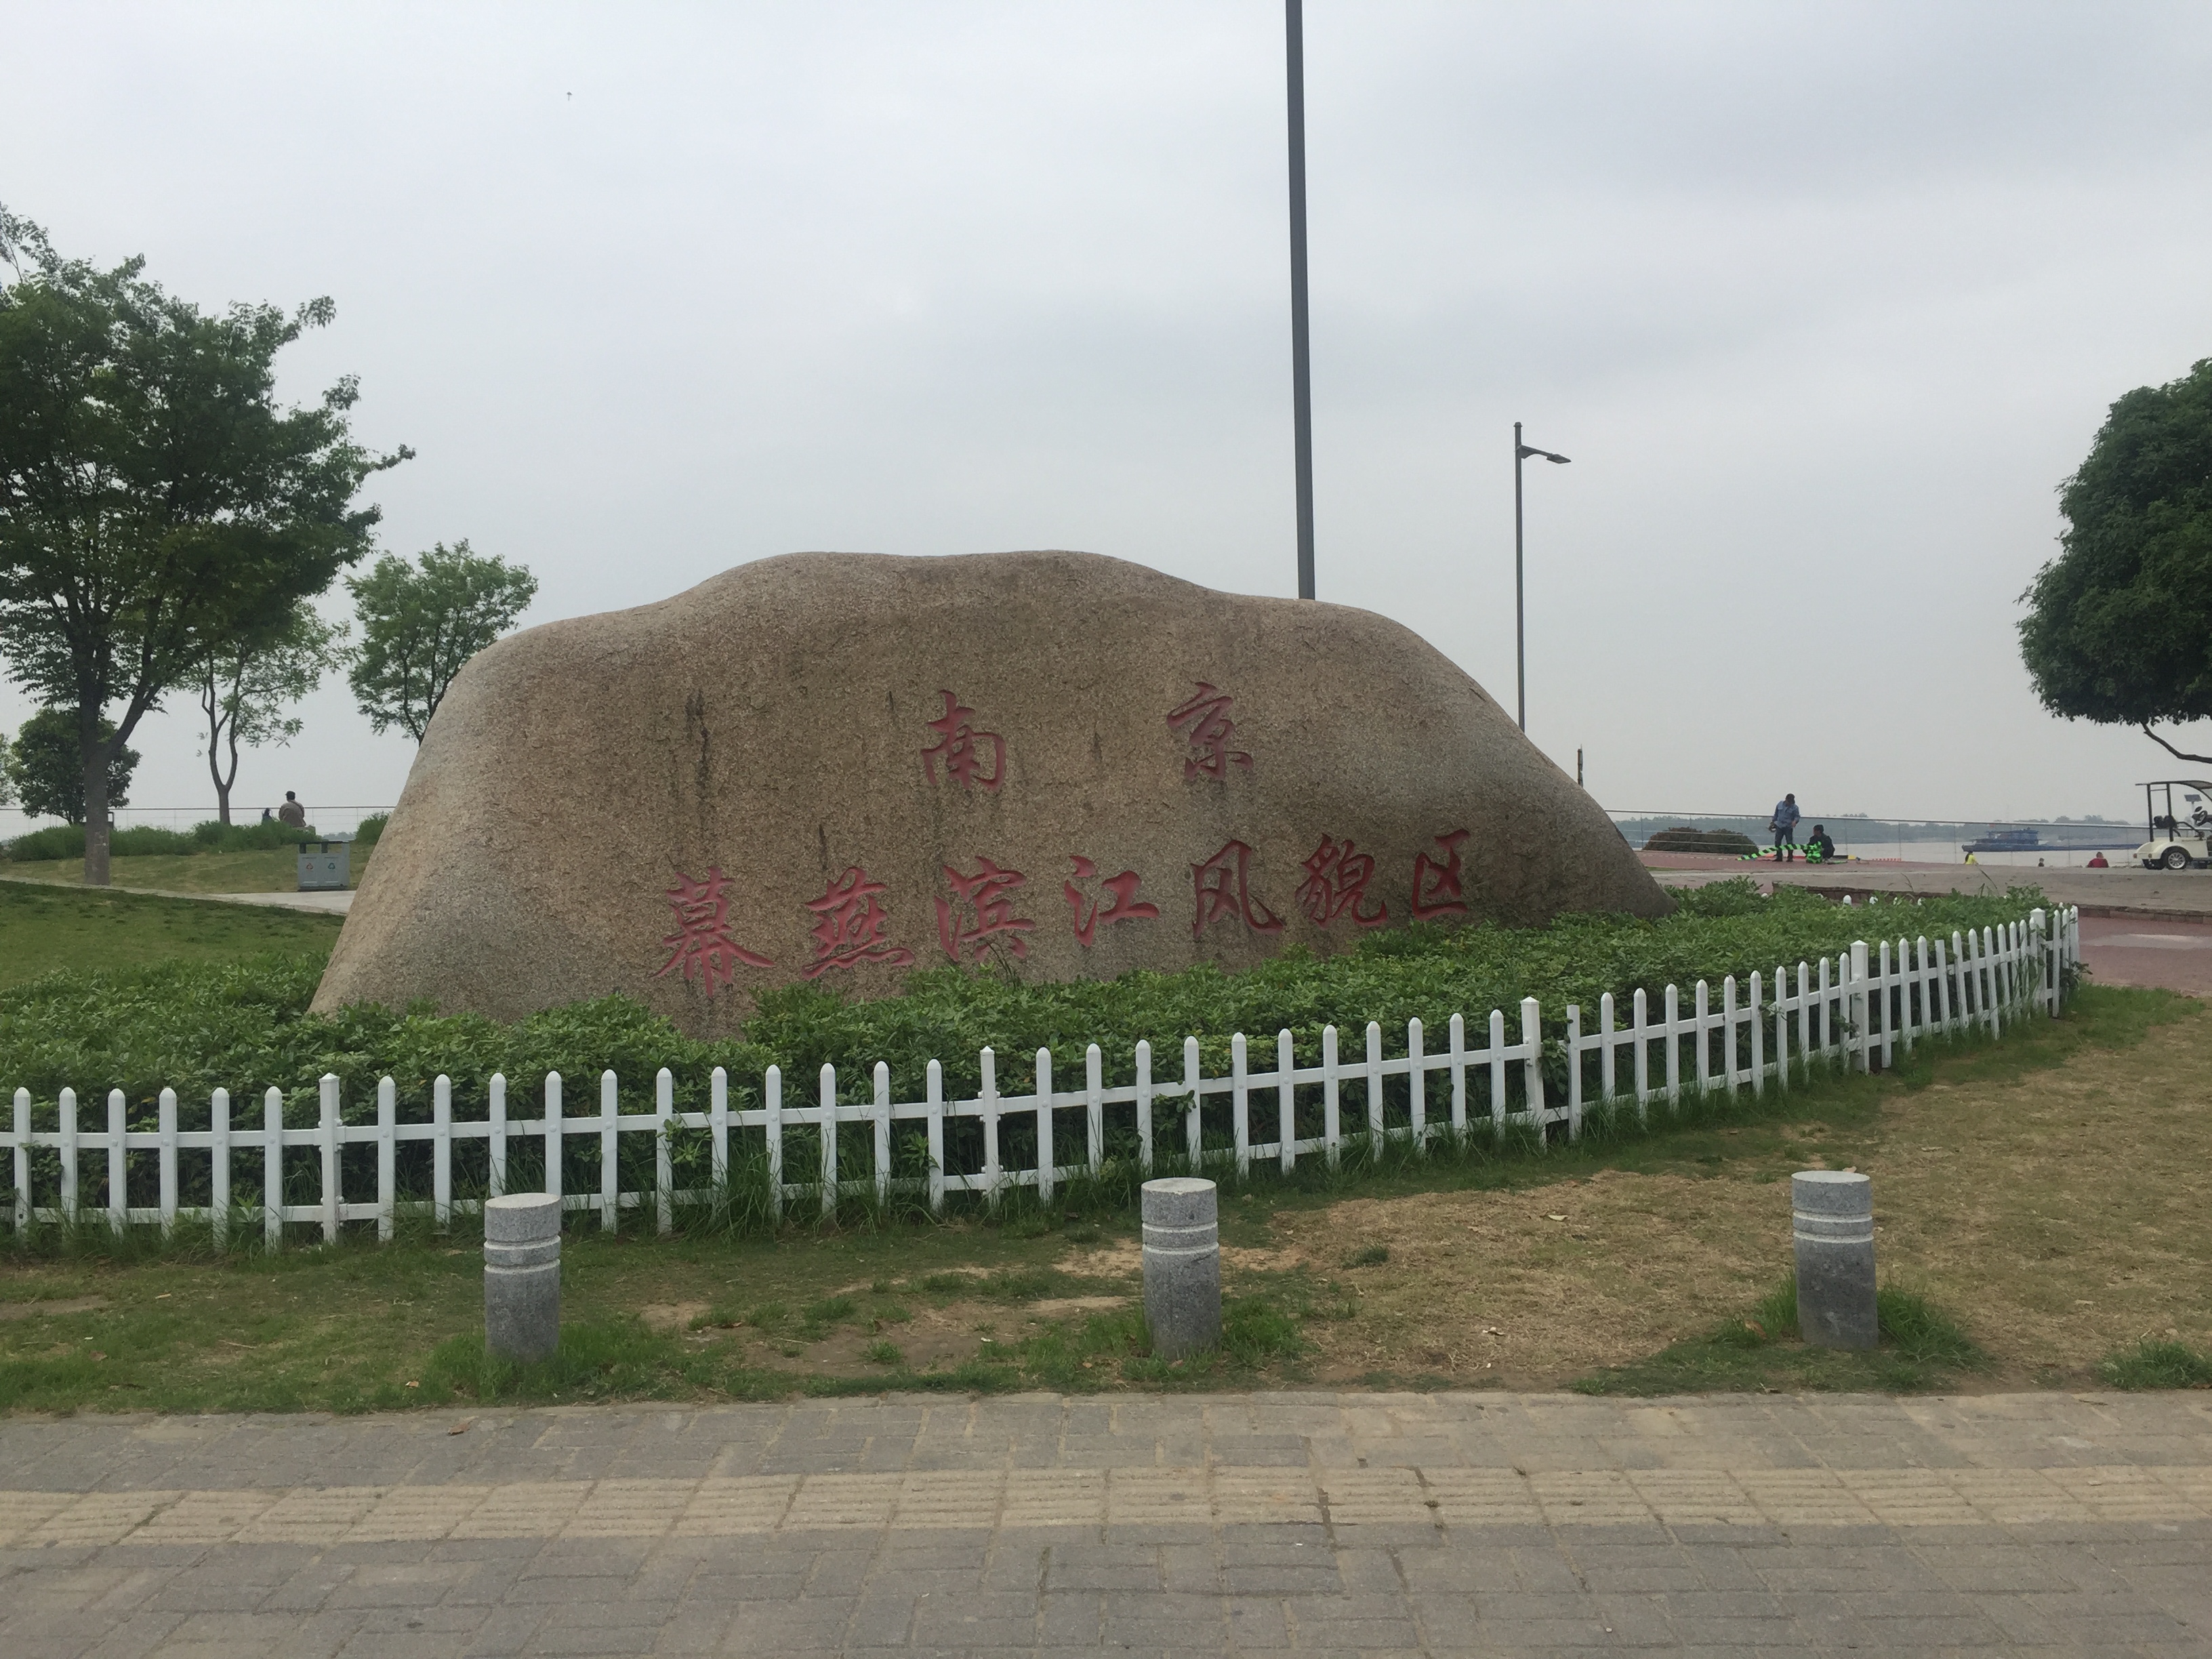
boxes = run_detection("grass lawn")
[0,846,369,895]
[0,882,341,989]
[3,982,2201,1412]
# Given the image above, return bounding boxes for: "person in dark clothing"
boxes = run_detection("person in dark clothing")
[277,792,307,829]
[1770,793,1801,862]
[1805,825,1837,863]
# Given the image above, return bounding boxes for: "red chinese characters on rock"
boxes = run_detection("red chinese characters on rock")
[656,867,775,995]
[936,857,1038,962]
[802,867,916,979]
[1296,836,1388,928]
[1191,839,1284,937]
[1063,855,1162,947]
[1411,830,1472,922]
[920,691,1006,792]
[1166,682,1252,780]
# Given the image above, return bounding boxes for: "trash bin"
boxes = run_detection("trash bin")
[298,837,352,892]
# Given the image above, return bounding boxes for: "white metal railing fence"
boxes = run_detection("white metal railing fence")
[5,907,2078,1244]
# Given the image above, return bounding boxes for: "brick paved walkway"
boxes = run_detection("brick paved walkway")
[3,1391,2209,1656]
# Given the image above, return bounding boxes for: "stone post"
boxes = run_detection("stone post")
[1793,1170,1877,1349]
[485,1192,562,1363]
[1141,1176,1221,1359]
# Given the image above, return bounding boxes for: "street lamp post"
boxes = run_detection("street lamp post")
[1513,420,1570,733]
[1286,0,1315,600]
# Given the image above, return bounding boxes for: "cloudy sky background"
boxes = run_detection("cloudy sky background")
[7,0,2211,834]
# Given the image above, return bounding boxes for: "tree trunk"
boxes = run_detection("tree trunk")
[81,714,110,888]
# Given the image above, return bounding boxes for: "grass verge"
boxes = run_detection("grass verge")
[0,882,342,989]
[1572,1279,1986,1395]
[2099,1339,2212,1389]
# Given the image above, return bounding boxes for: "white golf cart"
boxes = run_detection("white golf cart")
[2134,779,2212,870]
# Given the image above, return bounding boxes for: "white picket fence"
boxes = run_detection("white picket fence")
[5,906,2078,1244]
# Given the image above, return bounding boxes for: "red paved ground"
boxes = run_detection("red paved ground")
[2077,912,2212,997]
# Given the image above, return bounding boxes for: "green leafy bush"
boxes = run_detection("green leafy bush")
[4,818,333,861]
[2099,1338,2212,1389]
[0,880,2049,1120]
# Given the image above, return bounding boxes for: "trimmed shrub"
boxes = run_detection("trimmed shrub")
[1643,825,1763,856]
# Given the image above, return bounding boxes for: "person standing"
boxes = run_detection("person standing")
[1770,792,1801,862]
[277,791,307,830]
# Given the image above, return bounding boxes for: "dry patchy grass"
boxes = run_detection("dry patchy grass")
[1265,996,2212,1389]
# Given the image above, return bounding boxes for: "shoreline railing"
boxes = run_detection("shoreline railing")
[5,907,2078,1243]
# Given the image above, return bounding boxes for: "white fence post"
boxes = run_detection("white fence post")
[709,1066,729,1194]
[1036,1048,1054,1204]
[599,1070,619,1233]
[1088,1044,1107,1179]
[544,1071,564,1202]
[433,1075,453,1230]
[1322,1025,1340,1162]
[1448,1013,1467,1134]
[1230,1033,1250,1177]
[262,1087,282,1247]
[1182,1036,1202,1168]
[926,1059,945,1213]
[1408,1017,1427,1150]
[376,1076,396,1242]
[981,1046,1001,1204]
[1565,1004,1583,1140]
[819,1063,838,1220]
[59,1086,77,1224]
[1135,1040,1154,1173]
[765,1064,783,1218]
[655,1067,674,1235]
[1366,1022,1387,1150]
[107,1088,127,1235]
[712,1070,730,1203]
[158,1087,179,1231]
[1520,998,1545,1143]
[211,1088,231,1242]
[874,1061,893,1206]
[1276,1029,1296,1173]
[11,1088,26,1235]
[319,1074,340,1243]
[489,1073,508,1198]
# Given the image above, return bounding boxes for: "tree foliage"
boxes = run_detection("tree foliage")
[5,706,138,824]
[0,205,406,882]
[346,541,537,741]
[196,602,348,824]
[2020,358,2212,762]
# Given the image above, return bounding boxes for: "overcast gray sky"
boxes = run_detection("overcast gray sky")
[7,0,2211,831]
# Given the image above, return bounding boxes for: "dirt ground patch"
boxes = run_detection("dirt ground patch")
[1267,1006,2212,1389]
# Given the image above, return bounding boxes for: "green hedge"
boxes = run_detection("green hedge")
[5,819,339,861]
[0,881,2050,1120]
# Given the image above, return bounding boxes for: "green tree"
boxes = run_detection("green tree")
[0,207,407,884]
[195,602,348,825]
[347,541,537,741]
[5,706,138,824]
[2020,358,2212,763]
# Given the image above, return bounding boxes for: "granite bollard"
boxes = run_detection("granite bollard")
[1793,1170,1877,1350]
[485,1192,562,1362]
[1141,1176,1221,1359]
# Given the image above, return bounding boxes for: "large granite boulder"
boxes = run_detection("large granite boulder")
[314,551,1669,1030]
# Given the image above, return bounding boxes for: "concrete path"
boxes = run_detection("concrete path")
[1643,853,2212,922]
[3,1391,2209,1656]
[0,874,353,916]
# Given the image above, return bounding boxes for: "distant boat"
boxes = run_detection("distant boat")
[1961,828,2041,853]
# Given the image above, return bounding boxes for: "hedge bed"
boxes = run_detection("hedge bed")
[0,880,2050,1124]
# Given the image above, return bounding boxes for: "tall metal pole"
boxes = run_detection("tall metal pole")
[1513,419,1526,731]
[1286,0,1315,600]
